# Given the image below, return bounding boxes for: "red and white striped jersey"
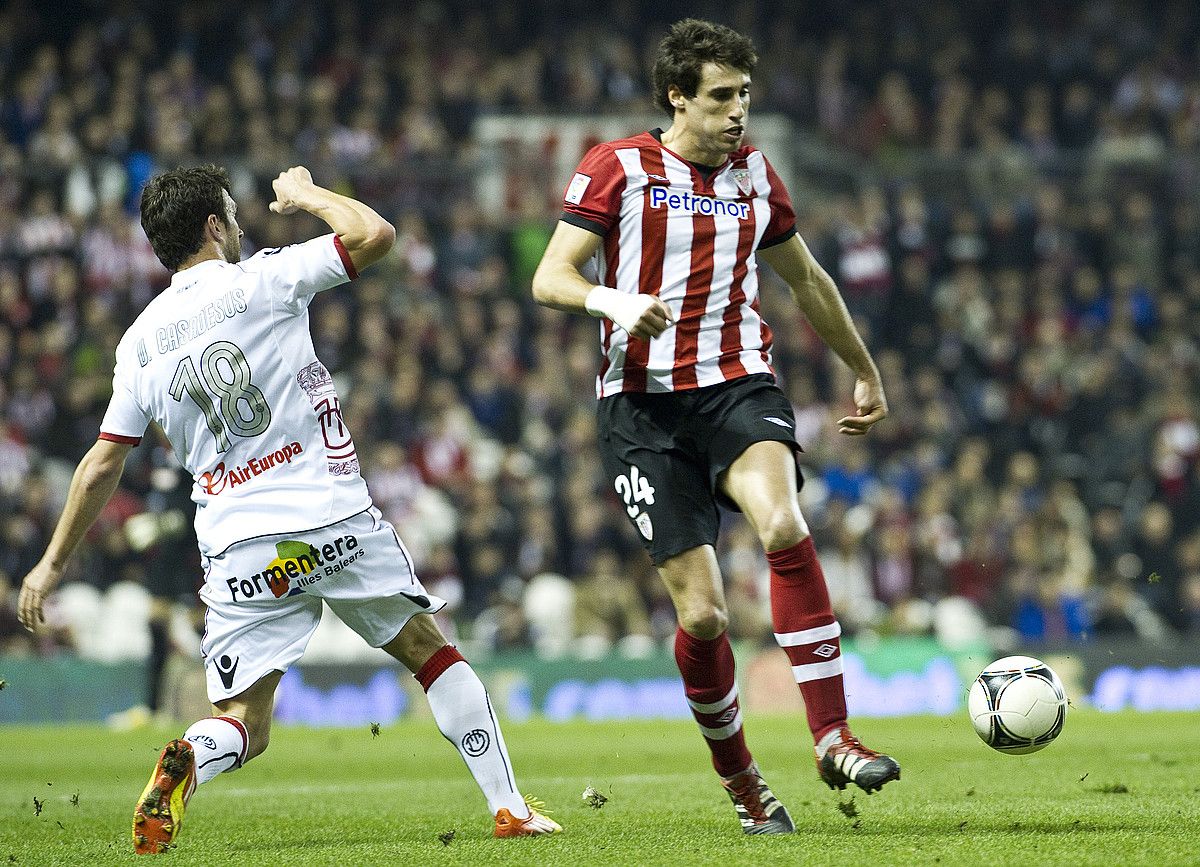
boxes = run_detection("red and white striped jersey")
[561,130,796,397]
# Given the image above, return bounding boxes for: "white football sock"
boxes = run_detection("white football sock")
[183,716,249,784]
[426,661,529,818]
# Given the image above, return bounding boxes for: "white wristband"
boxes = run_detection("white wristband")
[584,286,656,333]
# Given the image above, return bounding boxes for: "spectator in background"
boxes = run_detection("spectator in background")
[1,0,1198,661]
[1181,568,1200,636]
[0,571,36,655]
[816,507,879,635]
[832,187,893,336]
[1007,518,1091,641]
[574,549,653,656]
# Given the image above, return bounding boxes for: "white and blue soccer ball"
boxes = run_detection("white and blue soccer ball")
[968,655,1067,754]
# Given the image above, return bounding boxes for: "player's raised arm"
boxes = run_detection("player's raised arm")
[532,221,673,340]
[268,166,395,272]
[758,233,888,436]
[17,438,134,629]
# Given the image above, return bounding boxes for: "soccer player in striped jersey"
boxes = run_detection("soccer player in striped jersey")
[533,18,900,834]
[18,165,559,852]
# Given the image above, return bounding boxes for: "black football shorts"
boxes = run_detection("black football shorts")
[596,373,802,565]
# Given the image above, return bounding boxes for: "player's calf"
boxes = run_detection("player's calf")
[416,645,564,836]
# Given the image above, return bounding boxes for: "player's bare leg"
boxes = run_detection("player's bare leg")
[383,614,561,837]
[658,547,794,834]
[721,441,900,793]
[133,671,278,854]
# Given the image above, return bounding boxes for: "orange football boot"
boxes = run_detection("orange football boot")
[133,739,196,854]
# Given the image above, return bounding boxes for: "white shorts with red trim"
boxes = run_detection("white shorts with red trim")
[197,507,445,702]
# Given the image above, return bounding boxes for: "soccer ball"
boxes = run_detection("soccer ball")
[968,655,1067,754]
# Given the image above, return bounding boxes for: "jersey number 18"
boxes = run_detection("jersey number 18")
[169,340,272,452]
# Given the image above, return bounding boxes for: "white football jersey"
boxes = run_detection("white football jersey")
[100,234,371,556]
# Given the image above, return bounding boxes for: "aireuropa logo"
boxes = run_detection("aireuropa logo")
[226,534,364,601]
[649,186,750,220]
[200,441,303,495]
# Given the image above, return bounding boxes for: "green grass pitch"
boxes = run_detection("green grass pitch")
[2,710,1198,865]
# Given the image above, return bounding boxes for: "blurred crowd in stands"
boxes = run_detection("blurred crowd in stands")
[2,0,1200,664]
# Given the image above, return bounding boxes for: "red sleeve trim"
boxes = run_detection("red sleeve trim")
[333,235,358,280]
[98,432,142,445]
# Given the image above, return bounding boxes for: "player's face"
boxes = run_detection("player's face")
[220,190,244,264]
[678,63,751,159]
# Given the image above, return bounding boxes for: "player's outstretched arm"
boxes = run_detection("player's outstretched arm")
[532,221,672,339]
[268,166,395,273]
[17,438,133,630]
[758,234,888,436]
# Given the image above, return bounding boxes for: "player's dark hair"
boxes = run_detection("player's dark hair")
[140,165,232,272]
[652,19,758,117]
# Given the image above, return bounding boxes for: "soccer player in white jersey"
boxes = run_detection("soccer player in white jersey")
[17,164,560,853]
[532,19,900,834]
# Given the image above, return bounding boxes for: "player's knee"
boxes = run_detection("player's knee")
[679,606,729,639]
[757,508,808,552]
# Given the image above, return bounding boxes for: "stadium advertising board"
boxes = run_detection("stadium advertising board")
[3,639,1198,724]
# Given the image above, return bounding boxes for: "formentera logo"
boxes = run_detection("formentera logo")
[199,441,303,495]
[226,534,364,601]
[649,186,750,220]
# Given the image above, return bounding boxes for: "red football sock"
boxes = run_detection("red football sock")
[767,537,847,742]
[674,627,753,778]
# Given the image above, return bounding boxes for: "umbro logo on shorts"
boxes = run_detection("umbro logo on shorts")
[763,416,792,429]
[216,654,239,690]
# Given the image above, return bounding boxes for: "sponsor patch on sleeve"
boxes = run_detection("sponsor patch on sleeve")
[565,172,592,205]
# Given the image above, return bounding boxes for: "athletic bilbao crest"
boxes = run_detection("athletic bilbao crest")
[636,512,654,541]
[731,167,752,196]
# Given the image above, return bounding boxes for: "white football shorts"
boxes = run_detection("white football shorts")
[198,507,446,702]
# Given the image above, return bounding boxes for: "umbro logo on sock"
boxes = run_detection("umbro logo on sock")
[461,729,491,756]
[715,707,739,726]
[216,654,239,690]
